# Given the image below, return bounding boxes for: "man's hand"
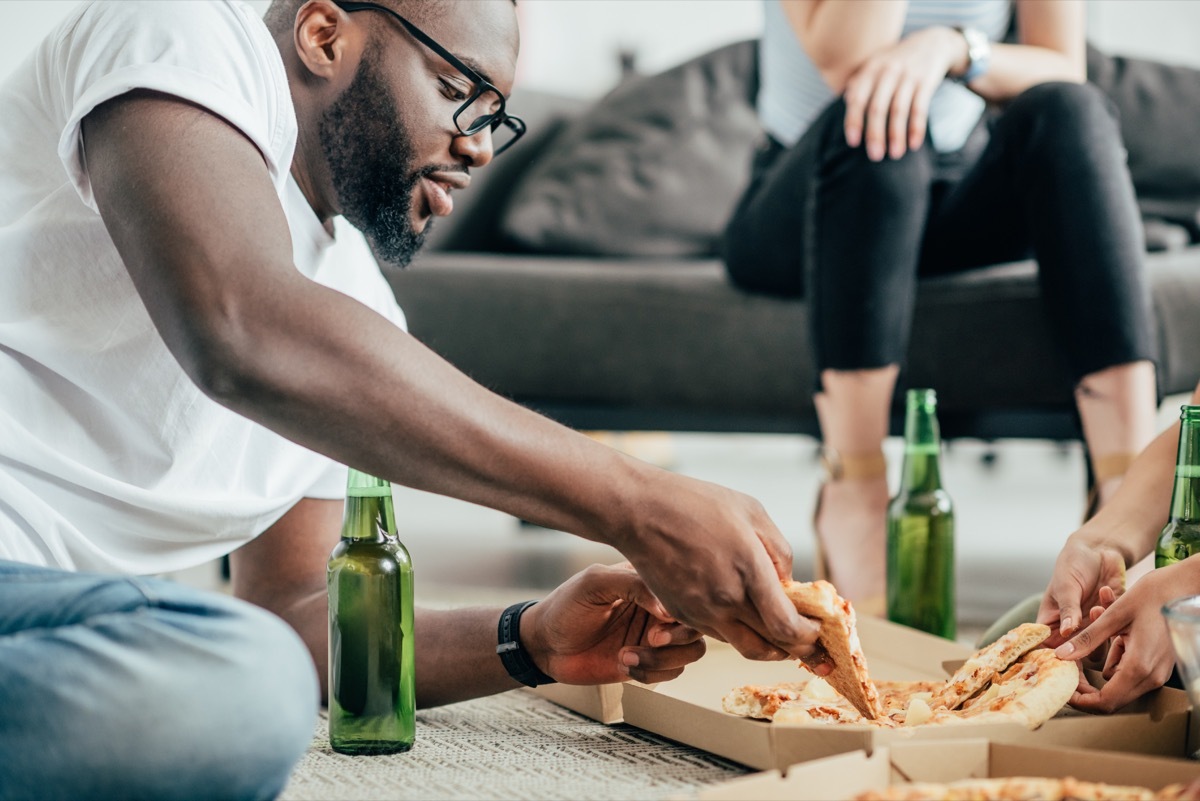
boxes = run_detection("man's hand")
[610,470,827,670]
[1053,559,1199,713]
[842,26,967,161]
[520,564,707,685]
[1037,534,1128,646]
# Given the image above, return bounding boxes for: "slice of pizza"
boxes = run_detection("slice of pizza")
[851,776,1159,801]
[783,579,882,720]
[933,622,1051,710]
[945,648,1078,729]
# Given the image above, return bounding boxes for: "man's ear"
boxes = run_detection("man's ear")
[292,0,361,83]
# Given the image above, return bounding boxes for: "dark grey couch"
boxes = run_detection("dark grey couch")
[385,41,1200,442]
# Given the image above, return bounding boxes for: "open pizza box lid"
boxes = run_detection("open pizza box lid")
[692,740,1200,800]
[613,616,1191,771]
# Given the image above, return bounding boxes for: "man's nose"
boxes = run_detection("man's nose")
[452,127,494,169]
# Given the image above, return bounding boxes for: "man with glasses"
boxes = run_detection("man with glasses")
[0,1,826,796]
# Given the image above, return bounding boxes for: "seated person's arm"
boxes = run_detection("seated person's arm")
[973,0,1086,101]
[230,499,704,707]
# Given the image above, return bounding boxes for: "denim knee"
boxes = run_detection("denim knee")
[813,97,934,206]
[139,597,320,801]
[1000,81,1122,165]
[0,585,319,801]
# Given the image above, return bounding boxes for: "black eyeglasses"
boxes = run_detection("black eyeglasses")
[334,1,526,156]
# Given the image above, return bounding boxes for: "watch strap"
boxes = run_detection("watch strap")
[955,26,991,83]
[497,600,557,688]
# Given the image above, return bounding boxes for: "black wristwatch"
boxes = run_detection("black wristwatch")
[955,26,992,84]
[496,600,557,688]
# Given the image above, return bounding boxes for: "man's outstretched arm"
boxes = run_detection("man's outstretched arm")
[231,499,706,706]
[83,91,820,663]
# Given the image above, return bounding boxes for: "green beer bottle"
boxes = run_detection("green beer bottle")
[887,388,956,640]
[327,468,415,754]
[1156,406,1200,568]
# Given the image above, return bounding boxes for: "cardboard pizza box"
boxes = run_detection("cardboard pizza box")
[532,681,625,725]
[692,740,1200,800]
[616,616,1191,771]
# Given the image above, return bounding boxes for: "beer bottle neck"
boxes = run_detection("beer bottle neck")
[899,408,943,492]
[1169,419,1200,523]
[341,493,396,541]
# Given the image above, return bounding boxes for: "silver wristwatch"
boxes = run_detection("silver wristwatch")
[955,26,992,84]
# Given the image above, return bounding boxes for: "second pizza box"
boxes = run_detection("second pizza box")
[617,616,1191,771]
[693,740,1200,800]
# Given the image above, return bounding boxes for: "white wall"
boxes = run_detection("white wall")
[3,1,1200,97]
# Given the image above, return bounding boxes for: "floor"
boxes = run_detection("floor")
[173,410,1182,631]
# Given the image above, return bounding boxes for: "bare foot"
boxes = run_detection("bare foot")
[814,475,889,606]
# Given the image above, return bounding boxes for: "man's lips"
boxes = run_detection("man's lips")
[419,171,470,219]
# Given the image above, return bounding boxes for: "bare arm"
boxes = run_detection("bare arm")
[231,501,706,707]
[968,0,1086,102]
[781,0,908,92]
[84,91,820,663]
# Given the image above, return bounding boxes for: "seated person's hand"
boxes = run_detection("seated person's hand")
[842,27,966,162]
[519,563,707,685]
[1053,558,1200,713]
[1037,533,1129,647]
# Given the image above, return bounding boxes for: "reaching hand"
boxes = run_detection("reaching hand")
[613,471,828,671]
[1053,559,1200,713]
[842,26,965,162]
[520,563,707,685]
[1037,534,1128,646]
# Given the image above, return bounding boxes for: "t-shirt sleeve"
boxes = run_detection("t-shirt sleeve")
[52,0,296,212]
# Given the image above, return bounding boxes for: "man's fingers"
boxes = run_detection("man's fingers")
[800,647,834,677]
[621,639,707,680]
[645,621,703,648]
[584,563,673,622]
[722,620,804,662]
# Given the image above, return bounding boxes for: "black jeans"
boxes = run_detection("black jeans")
[722,82,1157,385]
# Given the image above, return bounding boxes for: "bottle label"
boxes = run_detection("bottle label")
[1177,466,1200,479]
[904,444,940,455]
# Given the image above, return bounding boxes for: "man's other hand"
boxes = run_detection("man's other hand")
[520,563,706,685]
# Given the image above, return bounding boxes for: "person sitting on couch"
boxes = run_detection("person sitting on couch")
[0,0,828,797]
[722,0,1160,609]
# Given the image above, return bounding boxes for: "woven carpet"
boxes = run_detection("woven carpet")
[280,690,748,800]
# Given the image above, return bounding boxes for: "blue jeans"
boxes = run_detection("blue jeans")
[0,560,319,801]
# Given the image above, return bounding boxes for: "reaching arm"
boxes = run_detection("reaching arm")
[1038,381,1198,642]
[83,90,821,663]
[230,502,706,706]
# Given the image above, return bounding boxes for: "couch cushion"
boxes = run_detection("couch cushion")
[497,40,761,258]
[1087,45,1200,238]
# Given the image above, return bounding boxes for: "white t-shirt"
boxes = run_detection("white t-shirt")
[0,0,407,574]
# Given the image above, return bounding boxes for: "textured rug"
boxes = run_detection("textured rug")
[281,690,748,800]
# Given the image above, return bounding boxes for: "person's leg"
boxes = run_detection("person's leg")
[0,560,318,801]
[724,100,935,604]
[923,82,1159,513]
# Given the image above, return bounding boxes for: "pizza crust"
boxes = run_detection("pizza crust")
[934,622,1051,710]
[783,580,883,720]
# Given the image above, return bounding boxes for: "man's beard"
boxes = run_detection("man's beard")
[319,49,430,267]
